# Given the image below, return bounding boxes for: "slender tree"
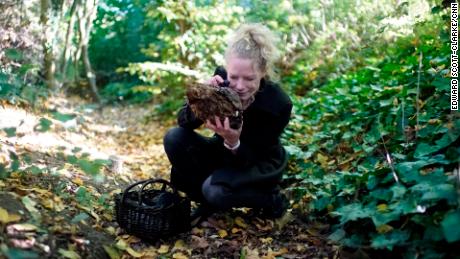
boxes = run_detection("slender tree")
[40,0,57,89]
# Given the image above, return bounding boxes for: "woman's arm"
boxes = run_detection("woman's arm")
[177,103,204,129]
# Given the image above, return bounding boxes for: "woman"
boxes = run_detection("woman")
[163,23,292,226]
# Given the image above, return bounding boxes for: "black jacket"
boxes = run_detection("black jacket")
[177,67,292,188]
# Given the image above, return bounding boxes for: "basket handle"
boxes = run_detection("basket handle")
[120,179,150,206]
[137,179,178,206]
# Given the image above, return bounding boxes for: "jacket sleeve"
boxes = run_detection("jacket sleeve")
[177,102,204,129]
[229,100,293,168]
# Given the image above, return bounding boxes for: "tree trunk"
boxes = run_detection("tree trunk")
[40,0,57,89]
[61,0,78,81]
[77,0,100,102]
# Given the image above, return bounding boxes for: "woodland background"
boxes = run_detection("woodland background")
[0,0,459,258]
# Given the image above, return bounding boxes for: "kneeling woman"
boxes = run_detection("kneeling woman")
[163,23,292,226]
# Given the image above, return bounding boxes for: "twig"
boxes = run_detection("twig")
[415,51,423,139]
[401,98,408,149]
[380,134,399,183]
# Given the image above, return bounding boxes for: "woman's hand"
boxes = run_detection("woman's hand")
[206,116,242,147]
[207,75,224,87]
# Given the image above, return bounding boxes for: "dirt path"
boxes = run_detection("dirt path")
[0,96,336,258]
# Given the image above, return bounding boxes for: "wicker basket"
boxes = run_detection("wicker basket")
[114,179,190,240]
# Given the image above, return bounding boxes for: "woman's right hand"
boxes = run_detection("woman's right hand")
[207,75,224,87]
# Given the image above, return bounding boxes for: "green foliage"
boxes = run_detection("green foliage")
[34,118,53,132]
[0,48,46,105]
[283,10,459,256]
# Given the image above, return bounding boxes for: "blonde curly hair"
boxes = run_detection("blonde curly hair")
[225,23,281,80]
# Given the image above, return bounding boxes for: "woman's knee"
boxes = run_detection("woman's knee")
[201,176,231,208]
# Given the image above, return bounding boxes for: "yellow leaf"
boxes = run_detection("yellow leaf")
[41,199,54,209]
[234,217,247,228]
[0,207,10,224]
[174,239,186,249]
[218,229,228,238]
[126,247,143,258]
[316,153,329,168]
[260,237,273,244]
[103,245,121,259]
[7,213,21,223]
[231,228,241,234]
[105,226,116,235]
[115,239,128,250]
[172,252,188,259]
[158,244,169,254]
[376,224,393,234]
[72,178,84,186]
[0,180,5,187]
[377,204,388,212]
[0,208,21,224]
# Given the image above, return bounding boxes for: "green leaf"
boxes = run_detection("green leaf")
[51,111,76,122]
[414,131,460,158]
[2,127,16,137]
[424,226,444,241]
[420,184,456,204]
[77,159,102,175]
[71,212,89,224]
[328,228,346,241]
[334,203,372,223]
[441,210,460,242]
[390,185,406,200]
[3,247,39,258]
[431,77,450,91]
[103,245,121,259]
[371,230,410,250]
[34,118,52,132]
[4,48,23,61]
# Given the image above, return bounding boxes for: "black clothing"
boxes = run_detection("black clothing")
[164,66,292,205]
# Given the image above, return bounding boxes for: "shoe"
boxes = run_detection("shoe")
[260,193,289,218]
[190,203,217,227]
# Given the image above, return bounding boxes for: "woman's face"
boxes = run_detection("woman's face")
[226,55,264,102]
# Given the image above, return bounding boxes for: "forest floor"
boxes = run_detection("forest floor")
[0,95,338,259]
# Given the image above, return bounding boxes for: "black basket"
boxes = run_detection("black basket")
[114,179,191,240]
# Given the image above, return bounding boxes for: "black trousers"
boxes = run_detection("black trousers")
[163,127,279,209]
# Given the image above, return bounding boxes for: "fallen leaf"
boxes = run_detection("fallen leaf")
[0,207,21,224]
[376,224,393,234]
[275,211,294,230]
[242,246,260,259]
[58,248,81,259]
[126,247,143,258]
[21,196,41,220]
[190,235,209,249]
[172,252,188,259]
[173,239,186,250]
[115,239,128,250]
[158,244,169,254]
[231,228,241,234]
[271,247,289,256]
[235,217,247,228]
[218,229,228,238]
[11,237,36,249]
[260,237,273,244]
[72,178,84,186]
[6,223,37,235]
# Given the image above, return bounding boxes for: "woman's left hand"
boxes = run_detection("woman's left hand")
[206,116,242,147]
